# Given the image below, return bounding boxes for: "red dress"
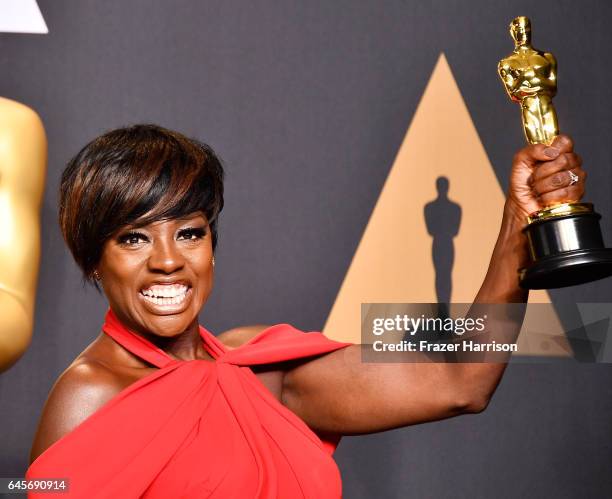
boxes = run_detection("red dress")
[26,309,353,498]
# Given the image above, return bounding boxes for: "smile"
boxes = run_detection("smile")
[139,284,191,307]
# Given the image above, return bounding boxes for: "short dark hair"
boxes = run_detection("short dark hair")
[59,124,224,287]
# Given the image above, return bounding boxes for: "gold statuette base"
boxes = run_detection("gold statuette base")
[520,203,612,289]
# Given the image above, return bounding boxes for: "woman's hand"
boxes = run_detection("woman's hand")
[280,135,590,436]
[281,139,591,436]
[507,134,586,220]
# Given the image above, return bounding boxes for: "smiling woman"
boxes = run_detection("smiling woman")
[26,124,587,498]
[26,124,354,498]
[58,124,223,287]
[56,124,225,351]
[97,213,212,340]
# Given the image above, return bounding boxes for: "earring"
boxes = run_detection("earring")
[212,256,216,267]
[93,270,101,281]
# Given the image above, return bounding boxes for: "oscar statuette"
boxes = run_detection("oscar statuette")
[498,16,612,289]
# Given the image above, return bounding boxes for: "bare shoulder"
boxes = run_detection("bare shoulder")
[217,324,271,349]
[29,359,124,464]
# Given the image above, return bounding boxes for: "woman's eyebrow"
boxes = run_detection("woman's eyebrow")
[174,213,207,223]
[112,213,206,238]
[176,216,205,221]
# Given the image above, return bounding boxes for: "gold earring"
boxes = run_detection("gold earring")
[93,270,101,281]
[212,256,216,267]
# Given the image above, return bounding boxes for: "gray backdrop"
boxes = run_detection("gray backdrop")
[1,1,611,498]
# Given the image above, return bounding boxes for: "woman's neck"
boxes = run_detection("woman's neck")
[142,321,207,361]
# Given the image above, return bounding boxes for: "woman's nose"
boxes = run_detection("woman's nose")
[147,238,185,274]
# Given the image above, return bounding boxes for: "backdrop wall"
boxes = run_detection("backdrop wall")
[1,1,611,497]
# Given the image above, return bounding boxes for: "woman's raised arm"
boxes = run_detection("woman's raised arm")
[281,135,585,435]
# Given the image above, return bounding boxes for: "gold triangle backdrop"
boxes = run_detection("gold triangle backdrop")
[323,53,570,356]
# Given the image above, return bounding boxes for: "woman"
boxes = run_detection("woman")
[26,124,584,497]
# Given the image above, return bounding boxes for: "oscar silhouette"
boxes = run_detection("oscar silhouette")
[424,177,461,316]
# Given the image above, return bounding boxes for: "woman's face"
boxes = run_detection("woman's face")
[97,211,213,337]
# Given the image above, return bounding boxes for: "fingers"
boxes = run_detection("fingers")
[538,176,585,206]
[530,139,585,205]
[534,168,587,197]
[532,152,582,182]
[514,144,558,169]
[510,134,585,209]
[550,134,574,154]
[513,134,575,168]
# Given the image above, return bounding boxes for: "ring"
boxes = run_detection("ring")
[568,170,579,186]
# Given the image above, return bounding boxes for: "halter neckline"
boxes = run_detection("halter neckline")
[102,308,227,368]
[102,307,352,369]
[29,308,353,497]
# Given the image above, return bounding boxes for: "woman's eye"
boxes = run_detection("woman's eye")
[118,231,148,246]
[178,227,206,241]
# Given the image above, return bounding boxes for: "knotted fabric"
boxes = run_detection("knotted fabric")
[26,309,353,498]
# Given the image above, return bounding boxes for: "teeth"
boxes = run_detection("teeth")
[141,288,189,306]
[141,284,188,298]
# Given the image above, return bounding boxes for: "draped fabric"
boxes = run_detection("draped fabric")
[26,309,353,498]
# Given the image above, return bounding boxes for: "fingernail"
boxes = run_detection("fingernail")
[544,147,560,158]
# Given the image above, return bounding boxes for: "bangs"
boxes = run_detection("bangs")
[59,124,224,285]
[104,150,218,234]
[131,170,216,227]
